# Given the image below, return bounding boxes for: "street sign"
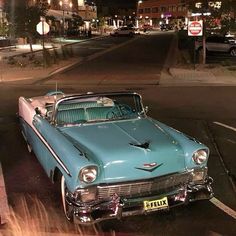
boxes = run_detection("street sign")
[36,21,50,35]
[188,20,203,36]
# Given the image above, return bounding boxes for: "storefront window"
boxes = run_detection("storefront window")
[139,9,144,14]
[152,7,158,13]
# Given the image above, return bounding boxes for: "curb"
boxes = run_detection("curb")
[43,79,159,86]
[31,36,142,85]
[0,163,10,225]
[0,45,16,52]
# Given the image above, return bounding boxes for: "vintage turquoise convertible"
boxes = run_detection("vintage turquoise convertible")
[18,91,213,224]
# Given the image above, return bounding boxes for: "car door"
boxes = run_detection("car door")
[206,36,229,52]
[214,37,230,52]
[206,36,220,51]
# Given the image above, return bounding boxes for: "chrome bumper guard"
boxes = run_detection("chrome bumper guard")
[72,176,213,225]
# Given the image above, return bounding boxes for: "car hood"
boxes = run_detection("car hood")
[59,118,186,183]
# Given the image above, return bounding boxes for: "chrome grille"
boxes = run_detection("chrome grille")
[97,172,192,199]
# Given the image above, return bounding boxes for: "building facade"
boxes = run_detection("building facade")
[27,0,97,20]
[27,0,97,35]
[78,2,97,21]
[28,0,78,12]
[137,0,189,28]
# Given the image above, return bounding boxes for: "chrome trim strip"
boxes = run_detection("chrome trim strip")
[97,171,192,199]
[20,117,71,176]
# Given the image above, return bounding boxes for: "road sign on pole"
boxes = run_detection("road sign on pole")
[188,20,203,36]
[36,21,50,35]
[36,19,50,57]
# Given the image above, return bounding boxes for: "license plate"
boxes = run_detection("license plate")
[144,197,169,211]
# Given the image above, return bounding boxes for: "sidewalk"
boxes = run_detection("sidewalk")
[160,64,236,86]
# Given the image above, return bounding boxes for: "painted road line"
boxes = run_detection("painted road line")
[0,163,10,224]
[210,197,236,220]
[213,122,236,132]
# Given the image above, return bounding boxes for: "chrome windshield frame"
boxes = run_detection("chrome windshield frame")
[51,92,145,126]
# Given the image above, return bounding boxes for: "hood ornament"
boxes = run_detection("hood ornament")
[135,162,163,172]
[130,141,150,150]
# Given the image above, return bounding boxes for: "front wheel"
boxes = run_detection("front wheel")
[61,175,74,222]
[230,48,236,56]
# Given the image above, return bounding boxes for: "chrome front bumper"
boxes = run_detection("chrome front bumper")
[71,176,213,225]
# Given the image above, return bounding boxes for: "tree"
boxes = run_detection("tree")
[0,21,8,37]
[4,0,49,51]
[188,0,236,35]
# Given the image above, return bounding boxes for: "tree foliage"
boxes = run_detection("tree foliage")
[4,0,49,38]
[188,0,236,34]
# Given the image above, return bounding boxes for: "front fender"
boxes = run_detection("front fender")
[151,119,209,169]
[32,115,97,191]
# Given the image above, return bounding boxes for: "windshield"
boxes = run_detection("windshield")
[54,94,144,125]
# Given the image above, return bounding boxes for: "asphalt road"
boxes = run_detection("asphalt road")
[0,32,235,235]
[206,52,236,64]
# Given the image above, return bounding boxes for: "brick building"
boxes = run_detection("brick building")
[137,0,189,28]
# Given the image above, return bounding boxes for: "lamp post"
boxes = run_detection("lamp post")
[136,0,143,28]
[59,1,65,37]
[59,0,73,38]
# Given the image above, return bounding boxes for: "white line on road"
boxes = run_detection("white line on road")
[210,197,236,220]
[213,122,236,132]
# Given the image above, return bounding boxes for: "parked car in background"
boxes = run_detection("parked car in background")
[142,24,153,31]
[196,35,236,56]
[110,26,135,36]
[160,24,173,31]
[19,91,213,225]
[0,36,13,47]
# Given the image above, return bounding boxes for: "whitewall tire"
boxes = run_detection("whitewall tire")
[61,175,74,222]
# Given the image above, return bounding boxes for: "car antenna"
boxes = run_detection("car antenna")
[55,81,58,101]
[53,81,58,101]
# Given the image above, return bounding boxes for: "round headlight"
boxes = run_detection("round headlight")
[192,149,208,165]
[79,167,97,183]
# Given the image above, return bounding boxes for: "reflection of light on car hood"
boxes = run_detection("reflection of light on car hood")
[59,118,186,183]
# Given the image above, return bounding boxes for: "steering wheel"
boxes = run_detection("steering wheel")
[118,104,133,116]
[106,107,121,119]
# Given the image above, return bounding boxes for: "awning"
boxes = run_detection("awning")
[47,9,73,20]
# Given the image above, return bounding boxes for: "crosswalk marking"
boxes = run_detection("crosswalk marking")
[210,197,236,220]
[213,122,236,132]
